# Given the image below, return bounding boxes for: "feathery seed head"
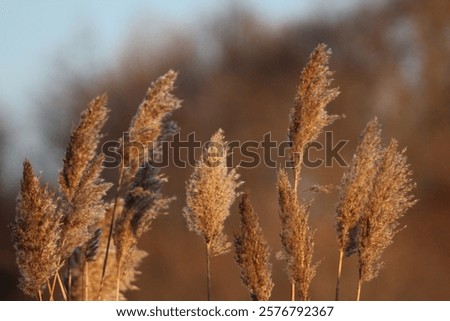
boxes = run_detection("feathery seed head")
[288,43,340,168]
[234,192,273,301]
[124,70,181,180]
[13,160,62,297]
[358,139,417,282]
[59,94,109,201]
[336,117,382,256]
[277,168,316,300]
[184,129,242,256]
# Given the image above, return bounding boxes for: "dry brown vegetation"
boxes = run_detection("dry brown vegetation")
[1,0,448,301]
[11,43,416,301]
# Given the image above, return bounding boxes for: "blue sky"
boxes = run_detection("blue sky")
[0,0,364,186]
[0,0,368,114]
[0,0,366,111]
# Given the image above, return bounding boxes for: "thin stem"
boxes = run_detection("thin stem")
[67,260,72,299]
[115,264,121,301]
[356,278,362,301]
[291,282,296,301]
[335,249,344,301]
[37,290,43,301]
[291,150,301,303]
[206,242,211,301]
[84,261,89,301]
[47,279,54,301]
[56,272,68,301]
[292,150,302,195]
[98,167,124,300]
[49,275,57,300]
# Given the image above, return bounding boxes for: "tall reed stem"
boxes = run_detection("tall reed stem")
[206,242,211,301]
[84,262,89,301]
[56,272,68,301]
[47,279,54,301]
[98,167,124,300]
[116,265,121,301]
[37,290,43,301]
[291,152,301,302]
[335,249,344,300]
[356,278,362,301]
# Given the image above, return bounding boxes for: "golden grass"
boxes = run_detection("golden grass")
[12,45,416,301]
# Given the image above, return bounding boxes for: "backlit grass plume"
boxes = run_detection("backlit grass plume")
[234,192,273,301]
[288,43,339,185]
[113,163,173,300]
[59,95,112,259]
[184,129,242,300]
[12,160,61,299]
[99,70,181,299]
[122,70,181,182]
[335,117,381,300]
[277,168,316,301]
[277,43,338,301]
[356,139,416,300]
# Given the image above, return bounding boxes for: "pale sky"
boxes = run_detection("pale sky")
[0,0,366,188]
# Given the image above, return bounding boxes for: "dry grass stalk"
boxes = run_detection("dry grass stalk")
[100,70,181,299]
[113,163,173,300]
[277,168,316,301]
[356,139,416,300]
[123,70,181,182]
[279,43,338,300]
[59,95,112,258]
[70,206,138,301]
[12,160,61,298]
[288,43,339,186]
[334,117,381,300]
[184,129,242,300]
[234,192,273,301]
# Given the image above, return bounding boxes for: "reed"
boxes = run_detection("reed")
[183,129,242,300]
[11,45,417,301]
[234,192,273,301]
[278,43,339,300]
[12,160,61,299]
[335,117,381,300]
[356,139,416,300]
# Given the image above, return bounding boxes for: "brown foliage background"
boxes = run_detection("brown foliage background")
[0,0,449,300]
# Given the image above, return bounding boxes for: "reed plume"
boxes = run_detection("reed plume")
[122,70,181,182]
[12,160,61,299]
[277,168,316,301]
[234,192,273,301]
[70,205,139,301]
[59,95,112,258]
[356,139,416,300]
[278,43,338,300]
[288,43,339,185]
[334,117,381,300]
[113,163,173,300]
[184,129,242,300]
[100,70,181,299]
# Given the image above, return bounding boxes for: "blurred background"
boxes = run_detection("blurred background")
[0,0,449,300]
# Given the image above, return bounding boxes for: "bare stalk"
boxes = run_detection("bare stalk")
[47,279,54,301]
[206,242,211,301]
[335,249,344,300]
[67,261,72,299]
[84,262,89,301]
[98,167,124,300]
[115,265,121,301]
[37,290,43,301]
[56,272,68,301]
[356,278,362,301]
